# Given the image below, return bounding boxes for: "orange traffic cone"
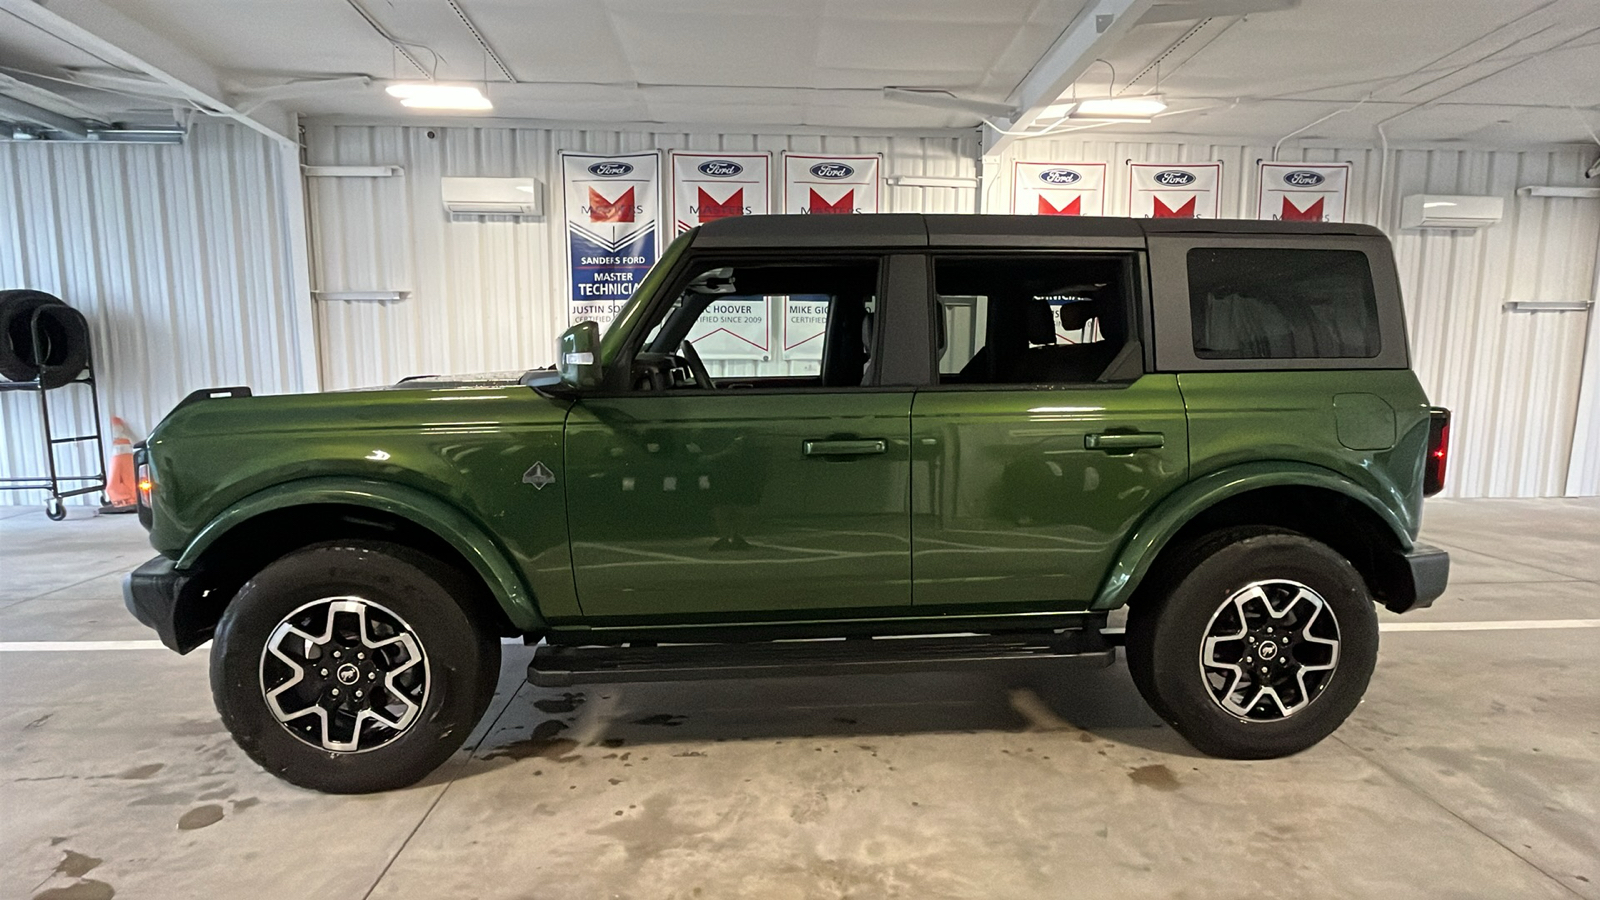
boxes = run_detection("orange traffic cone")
[101,416,139,514]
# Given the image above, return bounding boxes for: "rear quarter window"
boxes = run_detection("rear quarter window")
[1188,247,1380,360]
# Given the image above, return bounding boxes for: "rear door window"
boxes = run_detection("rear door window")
[933,254,1138,385]
[1187,247,1380,360]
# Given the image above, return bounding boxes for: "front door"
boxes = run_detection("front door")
[911,253,1189,609]
[564,254,925,620]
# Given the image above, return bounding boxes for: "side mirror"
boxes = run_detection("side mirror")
[557,321,602,390]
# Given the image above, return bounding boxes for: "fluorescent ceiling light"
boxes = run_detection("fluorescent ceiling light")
[385,83,492,110]
[1069,95,1167,121]
[1422,201,1457,208]
[1039,103,1074,120]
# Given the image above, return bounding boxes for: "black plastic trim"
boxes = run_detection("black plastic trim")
[529,627,1113,687]
[1390,543,1450,613]
[122,555,212,653]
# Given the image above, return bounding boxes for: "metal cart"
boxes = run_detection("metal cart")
[0,304,107,520]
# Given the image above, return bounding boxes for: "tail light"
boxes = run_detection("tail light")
[1424,408,1450,497]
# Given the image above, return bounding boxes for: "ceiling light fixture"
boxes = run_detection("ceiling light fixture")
[385,83,493,110]
[1069,95,1167,121]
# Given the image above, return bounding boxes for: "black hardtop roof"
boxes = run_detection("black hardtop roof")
[690,214,1385,249]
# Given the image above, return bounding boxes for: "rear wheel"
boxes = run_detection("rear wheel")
[211,541,500,793]
[1124,528,1378,758]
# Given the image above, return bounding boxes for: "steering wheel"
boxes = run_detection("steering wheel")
[679,339,715,390]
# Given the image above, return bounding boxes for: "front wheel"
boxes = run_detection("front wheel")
[211,541,500,793]
[1125,529,1378,759]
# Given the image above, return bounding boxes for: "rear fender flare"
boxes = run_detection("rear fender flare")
[1092,461,1412,610]
[177,476,544,630]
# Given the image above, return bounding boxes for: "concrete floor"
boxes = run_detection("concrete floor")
[2,500,1597,900]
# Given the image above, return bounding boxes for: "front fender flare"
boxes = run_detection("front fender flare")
[176,476,544,630]
[1091,461,1413,610]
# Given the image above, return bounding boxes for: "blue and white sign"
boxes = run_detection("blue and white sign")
[561,151,661,329]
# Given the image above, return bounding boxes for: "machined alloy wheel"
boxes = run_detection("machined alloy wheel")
[1124,528,1378,759]
[260,597,430,753]
[212,541,499,793]
[1198,579,1340,721]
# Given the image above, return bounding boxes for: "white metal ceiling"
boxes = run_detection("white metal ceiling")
[1,0,1597,144]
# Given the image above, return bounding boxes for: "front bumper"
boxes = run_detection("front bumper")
[123,555,211,654]
[1385,542,1450,614]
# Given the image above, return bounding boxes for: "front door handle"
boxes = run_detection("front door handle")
[803,439,887,457]
[1085,432,1165,452]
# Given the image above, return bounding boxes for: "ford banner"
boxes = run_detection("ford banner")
[669,151,771,234]
[1128,162,1223,219]
[561,151,661,329]
[781,153,881,214]
[1011,161,1107,216]
[1256,161,1351,223]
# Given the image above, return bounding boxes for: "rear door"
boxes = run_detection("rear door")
[910,251,1189,609]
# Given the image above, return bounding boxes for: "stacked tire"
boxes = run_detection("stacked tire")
[0,290,91,389]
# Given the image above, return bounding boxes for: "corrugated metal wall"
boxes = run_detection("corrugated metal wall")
[6,120,1590,503]
[305,123,1597,497]
[1567,257,1600,496]
[0,124,309,505]
[302,125,978,390]
[984,136,1600,498]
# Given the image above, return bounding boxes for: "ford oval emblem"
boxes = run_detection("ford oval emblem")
[810,163,854,179]
[587,161,633,177]
[1038,168,1082,185]
[1283,170,1325,187]
[1153,169,1197,187]
[697,160,744,177]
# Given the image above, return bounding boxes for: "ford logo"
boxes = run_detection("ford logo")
[810,163,854,179]
[1153,170,1196,187]
[587,162,633,177]
[1038,168,1082,185]
[1283,170,1325,187]
[697,160,744,177]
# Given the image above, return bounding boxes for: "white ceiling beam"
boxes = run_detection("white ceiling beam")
[1137,0,1297,26]
[982,0,1155,157]
[0,0,293,144]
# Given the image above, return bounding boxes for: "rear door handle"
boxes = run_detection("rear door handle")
[1085,432,1164,452]
[803,439,887,457]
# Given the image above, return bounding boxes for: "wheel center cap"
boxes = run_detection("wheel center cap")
[1258,641,1280,661]
[336,663,361,685]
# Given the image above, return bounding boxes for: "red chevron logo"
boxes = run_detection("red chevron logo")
[588,187,635,223]
[1038,195,1081,216]
[697,187,743,222]
[1152,196,1196,218]
[808,189,853,214]
[1280,196,1325,221]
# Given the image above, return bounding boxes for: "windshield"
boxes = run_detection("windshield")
[598,228,695,367]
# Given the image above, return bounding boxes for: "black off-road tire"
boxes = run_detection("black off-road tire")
[1124,528,1379,759]
[0,290,90,388]
[210,541,500,793]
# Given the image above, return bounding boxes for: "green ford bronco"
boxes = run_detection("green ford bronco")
[125,214,1451,793]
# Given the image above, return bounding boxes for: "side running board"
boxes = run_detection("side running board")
[528,628,1114,688]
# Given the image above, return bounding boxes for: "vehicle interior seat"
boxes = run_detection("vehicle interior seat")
[819,296,869,386]
[1019,299,1122,383]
